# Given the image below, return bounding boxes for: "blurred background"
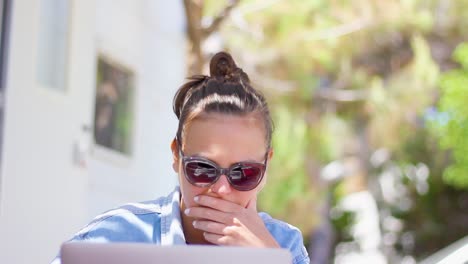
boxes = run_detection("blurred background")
[0,0,467,263]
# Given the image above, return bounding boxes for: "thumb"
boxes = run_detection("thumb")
[246,196,257,211]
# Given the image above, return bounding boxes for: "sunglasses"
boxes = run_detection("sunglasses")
[178,148,269,191]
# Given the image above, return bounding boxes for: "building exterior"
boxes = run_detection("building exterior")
[0,1,186,263]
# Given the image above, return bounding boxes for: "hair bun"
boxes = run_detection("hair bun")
[209,52,238,79]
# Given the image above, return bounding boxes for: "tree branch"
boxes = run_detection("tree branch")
[304,18,372,41]
[183,0,204,75]
[202,0,241,38]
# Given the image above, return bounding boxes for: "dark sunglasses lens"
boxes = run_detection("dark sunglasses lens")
[230,164,264,191]
[185,161,218,185]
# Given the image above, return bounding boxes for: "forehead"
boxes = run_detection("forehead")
[182,113,267,162]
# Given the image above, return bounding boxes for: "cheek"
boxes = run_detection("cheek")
[179,172,205,208]
[236,176,266,208]
[236,190,258,208]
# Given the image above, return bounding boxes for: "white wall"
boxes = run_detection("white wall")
[0,1,185,263]
[87,0,186,218]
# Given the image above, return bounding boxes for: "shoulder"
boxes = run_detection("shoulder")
[259,212,303,242]
[259,212,298,232]
[95,197,165,221]
[260,212,310,264]
[73,195,169,242]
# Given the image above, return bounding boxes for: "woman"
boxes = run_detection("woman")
[52,52,310,264]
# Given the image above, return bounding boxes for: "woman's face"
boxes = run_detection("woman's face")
[173,113,271,210]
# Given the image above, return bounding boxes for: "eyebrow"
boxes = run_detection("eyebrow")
[184,153,265,165]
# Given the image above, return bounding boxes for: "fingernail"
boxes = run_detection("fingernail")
[192,220,197,227]
[194,196,199,202]
[184,208,190,215]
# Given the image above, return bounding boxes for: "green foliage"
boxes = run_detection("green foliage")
[204,0,468,258]
[391,128,468,258]
[261,105,307,203]
[437,42,468,189]
[330,210,355,242]
[258,104,318,233]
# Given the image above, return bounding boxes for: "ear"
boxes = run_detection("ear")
[268,148,274,161]
[170,138,179,173]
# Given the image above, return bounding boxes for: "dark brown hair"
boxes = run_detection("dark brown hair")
[173,52,274,150]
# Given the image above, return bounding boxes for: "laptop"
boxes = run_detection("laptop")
[61,242,292,264]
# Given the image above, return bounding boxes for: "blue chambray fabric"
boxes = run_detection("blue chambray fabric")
[51,187,310,264]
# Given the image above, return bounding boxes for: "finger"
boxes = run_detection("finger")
[185,207,232,224]
[203,232,232,245]
[194,195,242,213]
[246,196,257,211]
[192,220,226,235]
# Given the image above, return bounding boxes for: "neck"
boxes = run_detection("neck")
[180,198,212,245]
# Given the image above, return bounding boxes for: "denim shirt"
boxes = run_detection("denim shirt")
[52,187,309,264]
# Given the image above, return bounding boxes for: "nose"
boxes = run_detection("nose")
[210,174,232,195]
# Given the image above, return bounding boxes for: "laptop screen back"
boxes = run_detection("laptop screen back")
[61,242,292,264]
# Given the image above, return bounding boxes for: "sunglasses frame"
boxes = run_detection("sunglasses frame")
[177,143,269,191]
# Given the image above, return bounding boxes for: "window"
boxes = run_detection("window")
[93,57,135,155]
[36,0,70,91]
[0,0,12,196]
[0,0,11,91]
